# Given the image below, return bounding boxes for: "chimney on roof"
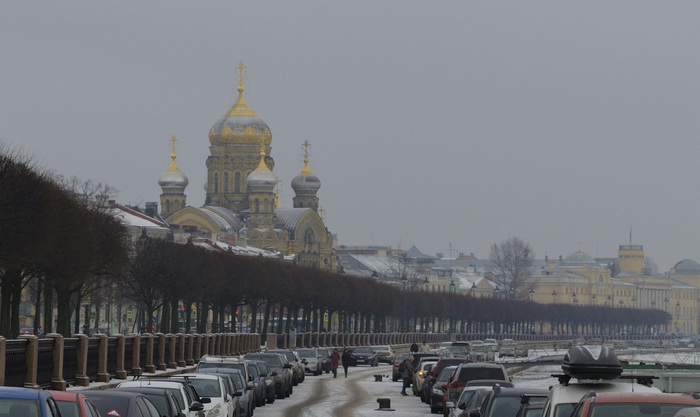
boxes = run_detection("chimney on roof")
[108,199,116,207]
[145,202,158,218]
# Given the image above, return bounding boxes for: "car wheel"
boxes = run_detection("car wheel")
[276,389,284,399]
[292,376,298,386]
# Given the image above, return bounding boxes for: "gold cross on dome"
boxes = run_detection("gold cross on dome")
[236,61,247,90]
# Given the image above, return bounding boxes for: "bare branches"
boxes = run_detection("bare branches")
[489,237,535,298]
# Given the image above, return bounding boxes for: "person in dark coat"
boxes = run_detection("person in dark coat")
[341,348,353,378]
[410,341,419,353]
[330,348,341,378]
[400,355,416,395]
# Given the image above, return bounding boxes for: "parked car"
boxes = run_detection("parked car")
[542,345,661,417]
[49,390,101,417]
[83,389,162,417]
[474,385,548,417]
[413,358,439,399]
[170,373,235,417]
[267,349,305,385]
[498,339,528,358]
[373,345,396,364]
[468,340,494,361]
[193,369,247,417]
[483,339,499,352]
[116,386,195,417]
[316,348,332,373]
[393,353,411,381]
[117,379,206,417]
[245,361,267,407]
[445,386,490,417]
[0,387,62,417]
[444,363,510,406]
[244,352,293,399]
[248,360,276,404]
[352,346,379,366]
[197,355,252,383]
[430,365,458,414]
[295,348,323,375]
[571,392,700,417]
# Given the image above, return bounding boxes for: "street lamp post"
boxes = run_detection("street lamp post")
[528,288,535,301]
[676,301,681,333]
[449,280,456,294]
[591,293,597,305]
[552,290,557,304]
[494,286,501,299]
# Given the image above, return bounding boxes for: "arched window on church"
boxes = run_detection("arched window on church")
[224,172,229,192]
[305,228,315,244]
[254,198,259,213]
[234,172,241,193]
[214,172,219,193]
[598,275,603,283]
[173,201,179,212]
[165,200,170,214]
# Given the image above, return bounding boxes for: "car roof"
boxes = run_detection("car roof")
[0,387,43,400]
[83,390,147,399]
[549,380,660,405]
[47,390,82,402]
[589,392,700,405]
[172,373,221,380]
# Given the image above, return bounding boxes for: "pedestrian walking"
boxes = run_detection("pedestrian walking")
[330,348,341,378]
[420,341,430,352]
[410,341,419,353]
[341,348,353,378]
[400,355,415,396]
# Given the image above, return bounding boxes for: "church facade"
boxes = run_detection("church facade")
[159,63,336,272]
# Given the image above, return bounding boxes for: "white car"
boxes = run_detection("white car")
[483,338,498,352]
[171,373,235,417]
[116,379,205,417]
[373,345,396,364]
[542,346,660,417]
[295,348,322,375]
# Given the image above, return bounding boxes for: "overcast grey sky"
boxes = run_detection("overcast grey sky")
[2,2,699,272]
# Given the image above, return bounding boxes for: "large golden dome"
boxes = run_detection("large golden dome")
[208,62,271,147]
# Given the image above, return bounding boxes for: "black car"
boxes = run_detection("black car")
[83,390,162,417]
[317,348,332,373]
[249,360,276,404]
[116,386,194,417]
[352,346,379,367]
[430,365,458,414]
[473,385,548,417]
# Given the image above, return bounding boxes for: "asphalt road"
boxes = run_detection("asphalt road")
[253,363,434,417]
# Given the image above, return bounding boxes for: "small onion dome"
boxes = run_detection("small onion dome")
[159,145,189,190]
[247,150,278,190]
[291,159,321,195]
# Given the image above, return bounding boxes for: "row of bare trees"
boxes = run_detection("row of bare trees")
[0,147,671,338]
[0,148,130,338]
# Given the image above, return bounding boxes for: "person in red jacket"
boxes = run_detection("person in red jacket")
[330,348,341,378]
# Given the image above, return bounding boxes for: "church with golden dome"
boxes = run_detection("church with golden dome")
[158,62,336,271]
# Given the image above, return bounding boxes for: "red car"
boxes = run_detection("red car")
[571,392,700,417]
[48,391,100,417]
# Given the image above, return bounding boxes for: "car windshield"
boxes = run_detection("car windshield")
[375,346,389,352]
[185,379,221,398]
[247,364,260,378]
[256,362,270,374]
[318,350,329,358]
[296,350,316,357]
[554,403,576,417]
[485,397,522,417]
[457,389,477,407]
[438,367,456,382]
[272,351,295,361]
[229,372,245,391]
[88,396,130,416]
[457,368,505,382]
[140,394,170,416]
[589,403,690,417]
[354,347,372,354]
[248,355,282,367]
[200,362,245,374]
[55,400,80,417]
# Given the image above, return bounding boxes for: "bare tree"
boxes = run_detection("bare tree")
[489,237,534,299]
[381,254,426,291]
